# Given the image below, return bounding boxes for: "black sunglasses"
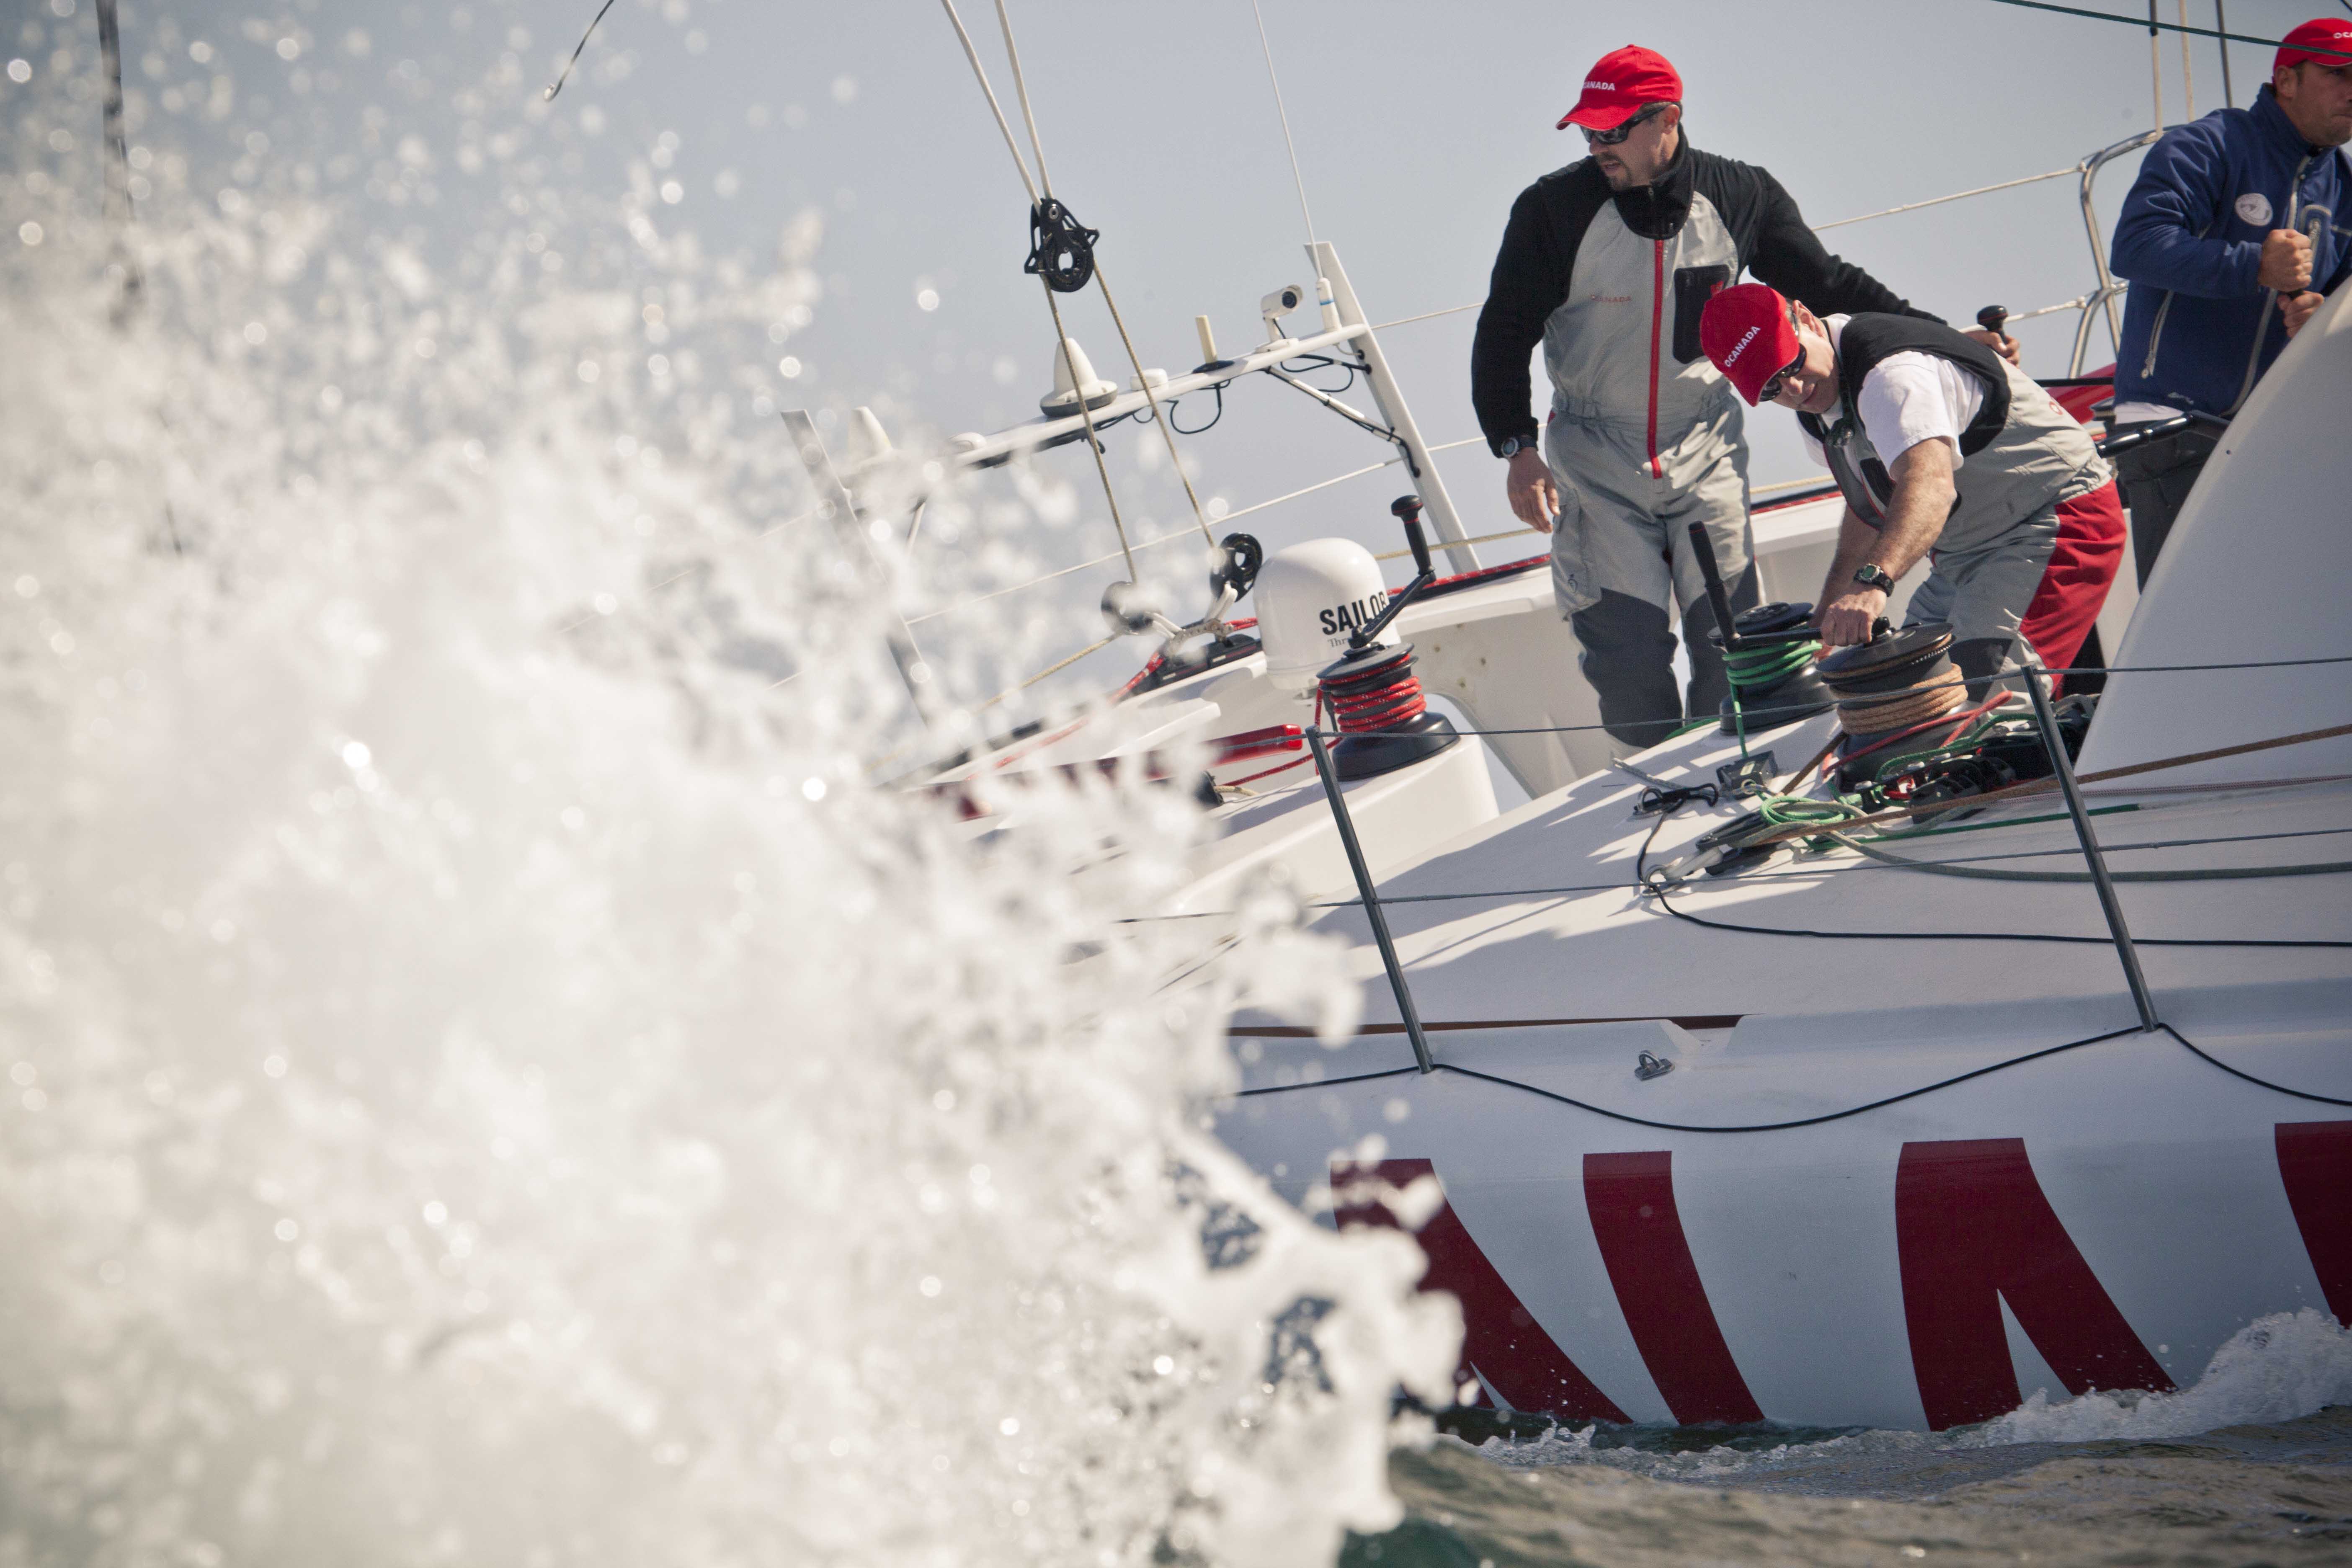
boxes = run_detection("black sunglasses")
[1580,102,1670,146]
[1759,351,1807,404]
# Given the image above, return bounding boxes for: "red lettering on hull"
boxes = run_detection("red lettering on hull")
[1896,1138,2174,1430]
[2276,1121,2352,1320]
[1334,1158,1628,1422]
[1583,1151,1763,1424]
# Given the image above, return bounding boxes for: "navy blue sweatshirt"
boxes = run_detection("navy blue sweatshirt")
[2110,88,2352,418]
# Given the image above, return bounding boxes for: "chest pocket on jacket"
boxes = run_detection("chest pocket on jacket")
[1671,265,1732,364]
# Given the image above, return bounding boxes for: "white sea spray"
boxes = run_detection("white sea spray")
[1970,1309,2352,1446]
[1459,1309,2352,1488]
[0,45,1456,1568]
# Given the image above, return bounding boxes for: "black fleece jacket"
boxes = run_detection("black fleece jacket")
[1470,138,1938,455]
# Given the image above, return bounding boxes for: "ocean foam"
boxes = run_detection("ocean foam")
[0,41,1454,1568]
[1968,1309,2352,1446]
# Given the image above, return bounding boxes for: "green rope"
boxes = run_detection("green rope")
[1723,637,1818,690]
[1831,832,2352,885]
[1720,633,1821,766]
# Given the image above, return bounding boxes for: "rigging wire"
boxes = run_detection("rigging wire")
[937,0,1041,202]
[543,0,619,101]
[1092,264,1219,544]
[2179,0,2195,119]
[93,0,142,322]
[1248,0,1317,246]
[1814,165,2080,230]
[959,1,1213,560]
[992,0,1057,198]
[1038,282,1137,580]
[1975,0,2350,59]
[2217,0,2234,107]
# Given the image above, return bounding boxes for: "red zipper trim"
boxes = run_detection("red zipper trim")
[1646,239,1665,478]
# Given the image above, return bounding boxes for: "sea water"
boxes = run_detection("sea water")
[1347,1310,2352,1563]
[0,29,1457,1567]
[8,18,2352,1568]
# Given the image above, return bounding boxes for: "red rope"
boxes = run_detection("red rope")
[1319,646,1429,735]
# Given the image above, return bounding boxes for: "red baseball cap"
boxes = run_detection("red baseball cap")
[1556,45,1683,132]
[2276,17,2352,71]
[1700,283,1802,405]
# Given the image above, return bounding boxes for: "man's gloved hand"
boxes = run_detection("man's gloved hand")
[2259,228,2316,292]
[1962,328,2022,366]
[1506,446,1559,534]
[2282,289,2326,338]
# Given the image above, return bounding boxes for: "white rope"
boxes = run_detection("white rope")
[2011,291,2096,322]
[1752,472,1834,497]
[1220,435,1481,525]
[985,633,1117,707]
[992,0,1055,198]
[2179,0,2195,119]
[1375,526,1542,562]
[1371,302,1481,330]
[1813,165,2079,230]
[937,0,1039,204]
[905,528,1200,625]
[1249,0,1317,245]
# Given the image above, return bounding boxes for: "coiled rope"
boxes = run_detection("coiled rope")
[1723,635,1821,697]
[1837,667,1968,735]
[1319,646,1430,736]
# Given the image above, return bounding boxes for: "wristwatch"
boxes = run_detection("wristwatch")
[1499,435,1536,459]
[1852,562,1897,593]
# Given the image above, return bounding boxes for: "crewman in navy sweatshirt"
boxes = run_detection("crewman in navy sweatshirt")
[2109,17,2352,583]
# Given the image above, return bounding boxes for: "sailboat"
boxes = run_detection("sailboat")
[790,5,2352,1431]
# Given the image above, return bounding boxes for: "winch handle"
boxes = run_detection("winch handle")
[1976,304,2011,346]
[1349,495,1438,650]
[1686,520,1743,652]
[1391,494,1434,580]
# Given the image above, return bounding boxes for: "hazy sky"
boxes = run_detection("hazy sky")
[460,0,2301,558]
[33,0,2321,691]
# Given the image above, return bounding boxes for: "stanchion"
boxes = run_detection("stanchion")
[2024,666,2160,1031]
[1305,725,1435,1074]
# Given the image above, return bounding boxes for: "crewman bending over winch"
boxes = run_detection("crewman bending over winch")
[1469,44,2019,752]
[1698,282,2122,692]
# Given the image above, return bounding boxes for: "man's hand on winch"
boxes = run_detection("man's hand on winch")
[1818,585,1890,648]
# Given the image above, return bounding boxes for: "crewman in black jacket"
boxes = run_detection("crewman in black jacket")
[1470,44,2015,750]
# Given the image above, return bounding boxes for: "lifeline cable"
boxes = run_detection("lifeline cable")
[1635,813,2352,950]
[1232,1017,2352,1124]
[1829,830,2352,884]
[1126,821,2352,923]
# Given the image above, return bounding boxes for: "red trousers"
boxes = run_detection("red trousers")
[2021,481,2125,689]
